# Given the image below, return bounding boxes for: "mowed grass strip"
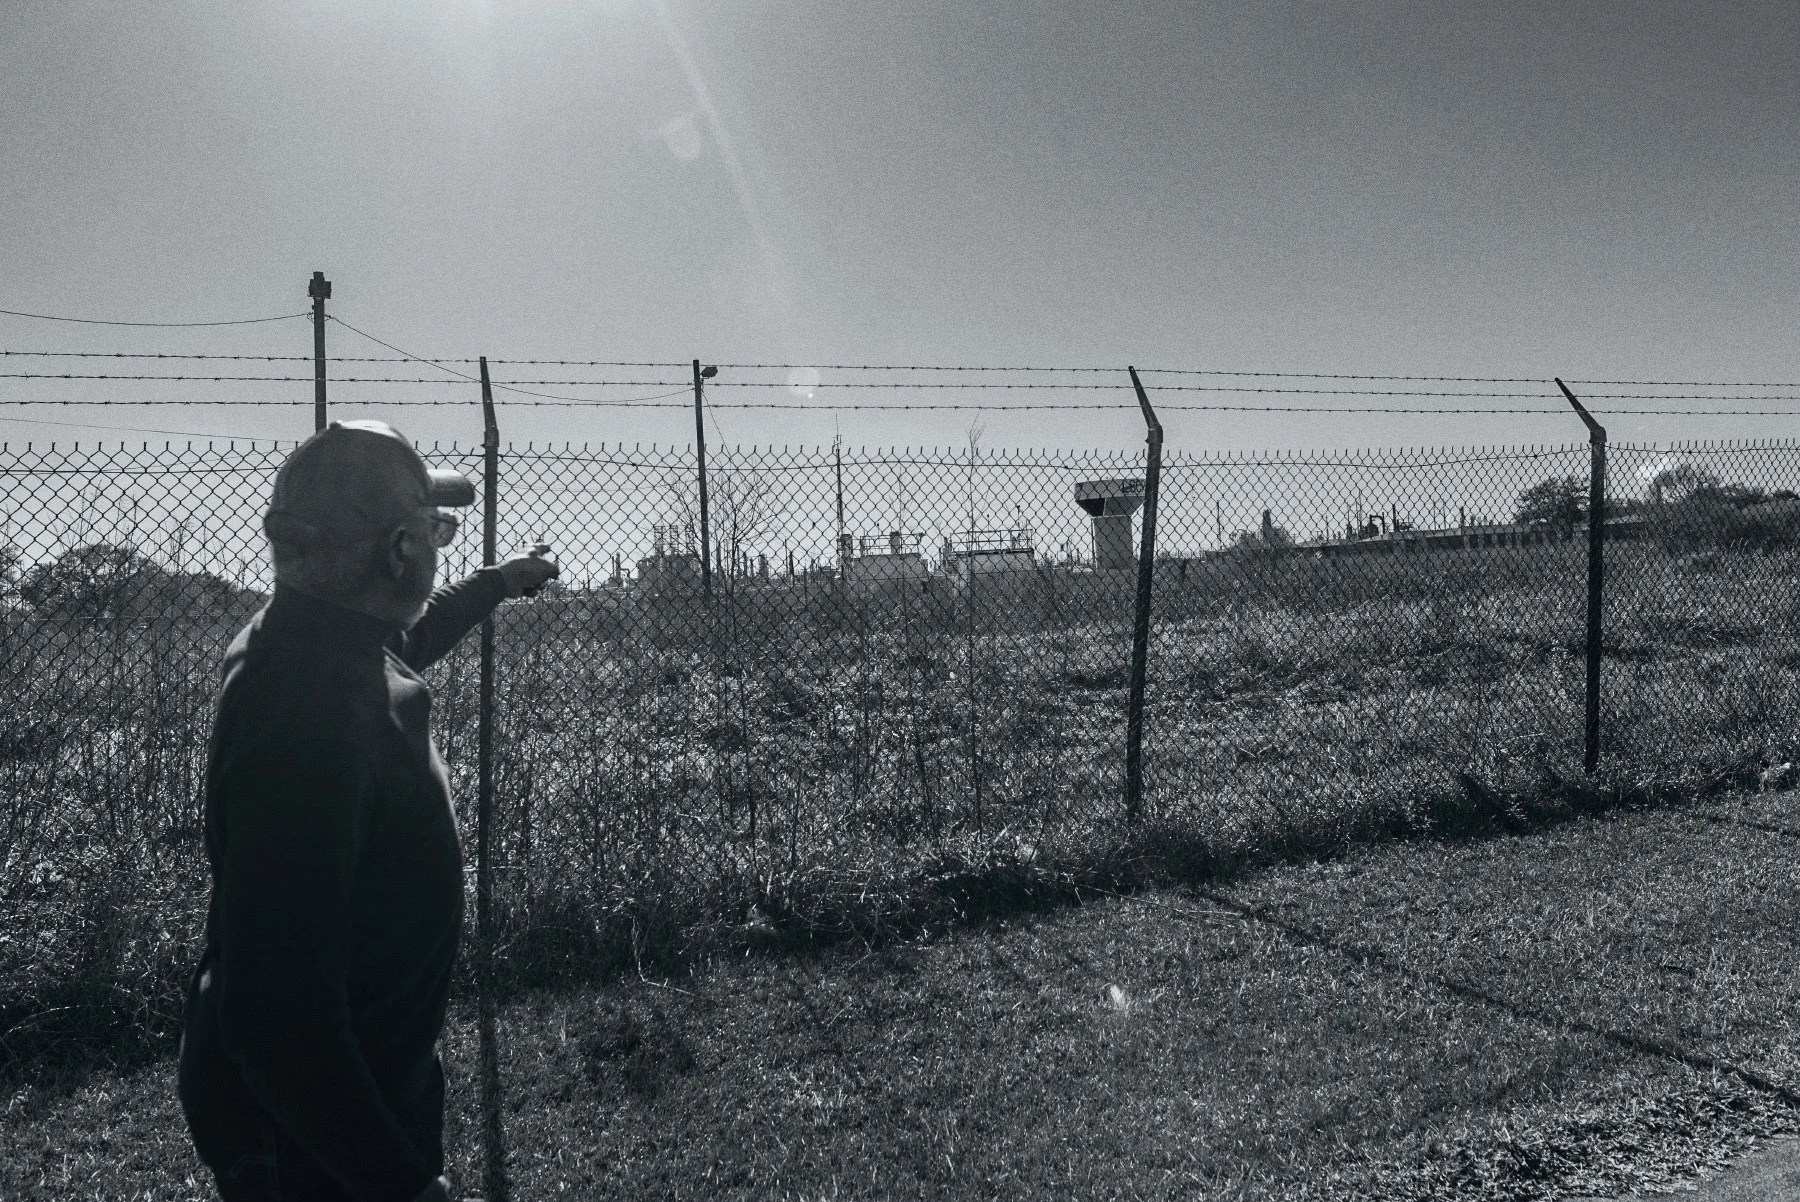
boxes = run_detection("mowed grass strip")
[10,791,1800,1201]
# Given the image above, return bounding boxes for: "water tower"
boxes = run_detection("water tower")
[1074,478,1144,570]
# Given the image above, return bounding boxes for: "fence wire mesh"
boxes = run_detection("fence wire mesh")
[5,436,1800,1038]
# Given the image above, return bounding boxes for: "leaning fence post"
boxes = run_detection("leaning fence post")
[1125,367,1164,821]
[693,360,716,604]
[1557,378,1606,775]
[475,357,511,1202]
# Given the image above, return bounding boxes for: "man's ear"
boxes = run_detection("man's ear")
[382,523,412,581]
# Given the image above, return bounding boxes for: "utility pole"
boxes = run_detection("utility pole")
[693,359,716,602]
[308,271,331,432]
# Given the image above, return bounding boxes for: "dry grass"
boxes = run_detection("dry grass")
[3,541,1798,1083]
[12,789,1800,1199]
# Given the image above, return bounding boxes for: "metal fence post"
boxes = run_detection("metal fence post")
[1557,378,1606,775]
[475,357,511,1202]
[693,360,715,604]
[1125,367,1164,821]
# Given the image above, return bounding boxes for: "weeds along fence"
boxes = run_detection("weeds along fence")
[5,435,1800,1048]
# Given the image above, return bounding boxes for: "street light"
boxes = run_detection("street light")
[694,361,718,601]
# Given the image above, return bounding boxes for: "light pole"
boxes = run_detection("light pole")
[694,360,718,602]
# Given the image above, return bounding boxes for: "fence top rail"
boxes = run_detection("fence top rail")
[1612,438,1800,453]
[3,437,1800,463]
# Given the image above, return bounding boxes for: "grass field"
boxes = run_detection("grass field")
[3,534,1798,1086]
[10,786,1800,1200]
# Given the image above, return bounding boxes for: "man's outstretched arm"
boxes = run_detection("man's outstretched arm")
[394,553,560,672]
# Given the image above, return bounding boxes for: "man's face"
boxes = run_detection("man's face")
[399,507,451,622]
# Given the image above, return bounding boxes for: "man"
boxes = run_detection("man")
[178,420,558,1202]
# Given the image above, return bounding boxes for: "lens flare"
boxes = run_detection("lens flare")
[787,366,821,399]
[655,112,703,161]
[1638,453,1682,486]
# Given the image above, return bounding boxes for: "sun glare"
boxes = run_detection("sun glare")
[787,366,822,399]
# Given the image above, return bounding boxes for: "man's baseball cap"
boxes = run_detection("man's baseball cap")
[264,419,474,549]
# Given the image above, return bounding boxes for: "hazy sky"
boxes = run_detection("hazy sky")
[3,0,1797,453]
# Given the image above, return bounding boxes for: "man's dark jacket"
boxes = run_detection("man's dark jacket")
[179,571,505,1201]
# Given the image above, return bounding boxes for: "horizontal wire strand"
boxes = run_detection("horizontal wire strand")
[5,396,1800,415]
[11,371,1800,403]
[7,350,1796,391]
[0,307,309,327]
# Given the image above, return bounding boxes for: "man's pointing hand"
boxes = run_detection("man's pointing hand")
[495,545,560,598]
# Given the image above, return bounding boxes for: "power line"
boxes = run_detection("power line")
[0,349,691,368]
[0,307,310,327]
[322,314,487,383]
[0,414,274,440]
[325,314,693,406]
[1,350,467,364]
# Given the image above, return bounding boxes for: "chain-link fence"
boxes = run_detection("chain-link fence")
[5,435,1800,1058]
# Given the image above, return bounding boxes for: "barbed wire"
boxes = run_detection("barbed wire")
[13,369,1800,406]
[10,349,1798,391]
[1146,369,1800,388]
[10,347,1799,392]
[0,372,569,382]
[0,374,695,408]
[7,395,1800,415]
[0,307,310,327]
[1566,378,1800,388]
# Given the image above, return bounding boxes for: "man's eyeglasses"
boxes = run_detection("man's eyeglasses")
[425,511,460,548]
